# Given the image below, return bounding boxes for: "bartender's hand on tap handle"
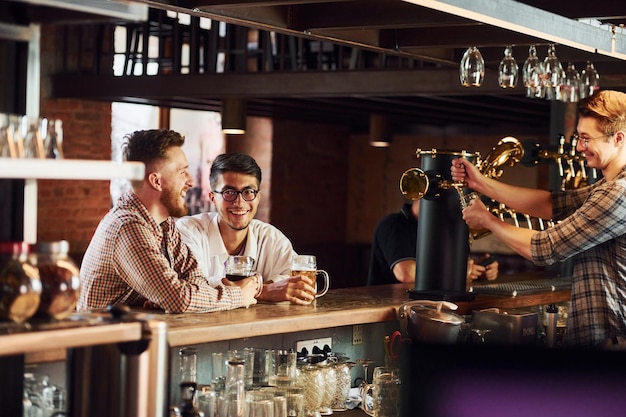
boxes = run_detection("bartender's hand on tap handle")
[461,197,495,234]
[451,157,484,190]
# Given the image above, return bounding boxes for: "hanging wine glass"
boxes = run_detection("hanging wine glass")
[543,44,564,101]
[498,45,519,88]
[559,62,580,103]
[579,61,600,99]
[460,46,484,87]
[522,45,545,99]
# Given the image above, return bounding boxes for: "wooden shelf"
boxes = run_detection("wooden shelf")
[0,321,143,356]
[0,158,144,180]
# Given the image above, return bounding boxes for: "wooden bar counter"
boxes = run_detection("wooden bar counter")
[158,274,571,348]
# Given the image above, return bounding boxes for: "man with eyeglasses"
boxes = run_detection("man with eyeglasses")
[79,130,258,313]
[451,90,626,348]
[176,152,317,305]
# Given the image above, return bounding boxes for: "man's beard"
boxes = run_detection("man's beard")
[161,186,188,218]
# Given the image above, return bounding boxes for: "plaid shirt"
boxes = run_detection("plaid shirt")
[531,166,626,346]
[78,191,244,313]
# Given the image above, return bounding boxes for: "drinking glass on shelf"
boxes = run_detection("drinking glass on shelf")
[0,113,17,158]
[355,358,375,385]
[460,46,484,87]
[523,45,545,99]
[6,115,25,159]
[40,118,64,159]
[211,352,226,392]
[542,44,564,100]
[559,62,580,103]
[498,45,519,88]
[21,116,45,159]
[580,61,600,98]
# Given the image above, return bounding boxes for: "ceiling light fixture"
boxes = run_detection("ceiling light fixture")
[369,114,391,147]
[221,97,247,135]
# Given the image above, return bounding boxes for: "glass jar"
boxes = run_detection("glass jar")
[29,240,80,321]
[297,361,324,417]
[0,241,41,323]
[330,360,355,411]
[318,361,335,415]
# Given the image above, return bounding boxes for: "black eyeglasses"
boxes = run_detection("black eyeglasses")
[214,188,259,202]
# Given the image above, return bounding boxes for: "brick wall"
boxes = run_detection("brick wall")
[38,24,113,259]
[37,99,112,258]
[225,116,273,223]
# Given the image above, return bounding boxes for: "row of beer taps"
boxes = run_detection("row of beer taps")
[537,134,598,191]
[476,134,597,235]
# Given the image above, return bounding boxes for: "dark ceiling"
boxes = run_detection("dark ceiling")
[7,0,626,135]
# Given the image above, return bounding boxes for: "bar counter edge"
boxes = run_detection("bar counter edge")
[157,281,571,347]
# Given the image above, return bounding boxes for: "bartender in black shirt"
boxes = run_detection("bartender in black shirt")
[368,200,498,285]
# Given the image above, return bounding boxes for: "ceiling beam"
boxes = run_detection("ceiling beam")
[52,69,528,99]
[52,67,626,101]
[404,0,626,60]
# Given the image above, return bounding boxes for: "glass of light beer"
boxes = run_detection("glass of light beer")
[290,255,330,301]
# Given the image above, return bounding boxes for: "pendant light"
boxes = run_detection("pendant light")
[369,114,391,147]
[221,98,247,135]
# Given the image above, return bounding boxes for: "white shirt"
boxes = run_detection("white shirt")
[176,212,296,287]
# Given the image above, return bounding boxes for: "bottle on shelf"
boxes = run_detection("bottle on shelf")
[177,347,204,417]
[221,357,246,417]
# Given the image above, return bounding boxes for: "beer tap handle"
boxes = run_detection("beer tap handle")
[498,203,506,222]
[563,138,576,176]
[579,162,588,180]
[569,134,587,179]
[567,155,575,175]
[556,135,565,177]
[525,214,533,229]
[538,218,545,231]
[508,209,520,227]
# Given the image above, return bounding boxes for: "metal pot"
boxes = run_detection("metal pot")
[397,300,464,344]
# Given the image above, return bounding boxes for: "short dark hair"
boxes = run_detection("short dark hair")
[209,153,262,190]
[122,129,185,166]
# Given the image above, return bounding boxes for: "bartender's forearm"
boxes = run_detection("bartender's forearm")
[486,216,535,260]
[478,178,553,220]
